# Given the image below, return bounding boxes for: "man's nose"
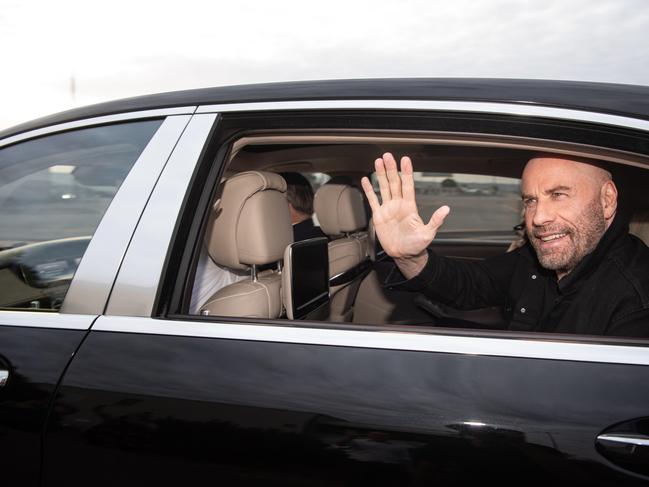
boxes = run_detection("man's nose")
[531,199,555,227]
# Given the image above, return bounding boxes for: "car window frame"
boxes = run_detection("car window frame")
[145,104,649,350]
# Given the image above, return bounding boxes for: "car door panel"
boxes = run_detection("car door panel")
[0,315,93,486]
[44,317,649,486]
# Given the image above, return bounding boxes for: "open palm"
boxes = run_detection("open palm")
[361,153,450,278]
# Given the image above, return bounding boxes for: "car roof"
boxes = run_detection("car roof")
[3,78,649,140]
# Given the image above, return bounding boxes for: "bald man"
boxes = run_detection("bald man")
[361,152,649,337]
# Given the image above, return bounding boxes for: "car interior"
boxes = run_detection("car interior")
[187,131,649,332]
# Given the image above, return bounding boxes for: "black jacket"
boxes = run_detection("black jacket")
[293,218,327,242]
[388,216,649,338]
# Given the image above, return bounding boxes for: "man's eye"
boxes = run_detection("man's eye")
[523,198,536,207]
[552,192,567,198]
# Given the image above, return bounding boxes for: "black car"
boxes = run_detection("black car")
[1,79,649,486]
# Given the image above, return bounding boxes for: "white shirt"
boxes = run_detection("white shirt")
[190,247,248,314]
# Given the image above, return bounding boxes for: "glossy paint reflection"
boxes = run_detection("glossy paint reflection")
[45,329,649,486]
[0,325,87,487]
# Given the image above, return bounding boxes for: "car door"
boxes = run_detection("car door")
[0,111,192,486]
[43,103,649,486]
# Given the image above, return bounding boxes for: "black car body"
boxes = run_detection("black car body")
[1,79,649,486]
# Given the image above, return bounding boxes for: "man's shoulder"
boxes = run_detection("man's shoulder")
[607,234,649,300]
[610,234,649,269]
[294,218,327,241]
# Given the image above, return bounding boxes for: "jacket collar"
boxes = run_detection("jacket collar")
[555,213,629,293]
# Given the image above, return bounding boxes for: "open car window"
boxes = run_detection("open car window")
[371,171,522,239]
[162,124,649,343]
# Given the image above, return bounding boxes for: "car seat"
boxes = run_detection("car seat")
[200,171,293,318]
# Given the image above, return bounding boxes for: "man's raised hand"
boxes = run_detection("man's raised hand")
[360,153,450,279]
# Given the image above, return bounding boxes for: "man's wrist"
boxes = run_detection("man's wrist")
[394,251,429,280]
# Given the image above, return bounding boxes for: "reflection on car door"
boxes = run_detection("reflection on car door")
[43,316,649,486]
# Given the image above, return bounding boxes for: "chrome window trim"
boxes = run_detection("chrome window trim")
[94,316,649,366]
[61,115,194,315]
[197,100,649,133]
[0,107,197,148]
[106,114,218,317]
[0,310,95,330]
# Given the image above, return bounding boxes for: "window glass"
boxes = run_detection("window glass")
[0,120,162,310]
[302,172,330,227]
[303,172,331,192]
[372,171,522,236]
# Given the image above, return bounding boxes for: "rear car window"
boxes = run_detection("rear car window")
[0,120,162,311]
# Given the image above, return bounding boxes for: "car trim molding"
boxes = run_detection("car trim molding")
[196,100,649,133]
[0,310,95,330]
[0,106,198,148]
[106,114,219,317]
[94,316,649,366]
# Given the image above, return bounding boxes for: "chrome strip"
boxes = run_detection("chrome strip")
[0,310,95,330]
[0,106,197,148]
[197,100,649,132]
[106,114,218,317]
[597,434,649,447]
[61,115,193,315]
[94,316,649,366]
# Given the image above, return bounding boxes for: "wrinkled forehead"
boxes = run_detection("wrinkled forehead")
[521,157,606,193]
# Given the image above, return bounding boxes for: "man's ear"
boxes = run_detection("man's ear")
[601,181,618,220]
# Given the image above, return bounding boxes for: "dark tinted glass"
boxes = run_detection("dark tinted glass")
[0,120,162,310]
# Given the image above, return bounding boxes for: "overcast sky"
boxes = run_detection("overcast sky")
[2,0,648,130]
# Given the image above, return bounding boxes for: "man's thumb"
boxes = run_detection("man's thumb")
[427,205,450,230]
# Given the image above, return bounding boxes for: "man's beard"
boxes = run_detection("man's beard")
[528,198,607,276]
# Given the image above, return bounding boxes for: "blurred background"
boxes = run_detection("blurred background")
[2,0,648,130]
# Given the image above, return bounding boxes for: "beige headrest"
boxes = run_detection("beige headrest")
[205,171,293,270]
[314,184,367,236]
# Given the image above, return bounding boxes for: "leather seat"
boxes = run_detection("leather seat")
[200,171,293,318]
[314,183,369,322]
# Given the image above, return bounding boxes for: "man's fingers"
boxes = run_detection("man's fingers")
[383,152,403,199]
[400,156,416,203]
[361,176,381,213]
[427,205,451,231]
[374,157,391,203]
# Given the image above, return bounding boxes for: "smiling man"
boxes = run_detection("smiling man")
[361,152,649,337]
[522,155,616,279]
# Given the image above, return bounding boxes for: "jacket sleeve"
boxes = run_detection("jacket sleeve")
[384,248,519,310]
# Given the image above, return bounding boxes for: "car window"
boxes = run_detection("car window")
[303,172,331,191]
[303,172,330,226]
[372,171,522,237]
[171,127,646,341]
[187,145,527,323]
[0,120,162,311]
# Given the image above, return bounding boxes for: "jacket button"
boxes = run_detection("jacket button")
[531,274,537,280]
[520,307,527,314]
